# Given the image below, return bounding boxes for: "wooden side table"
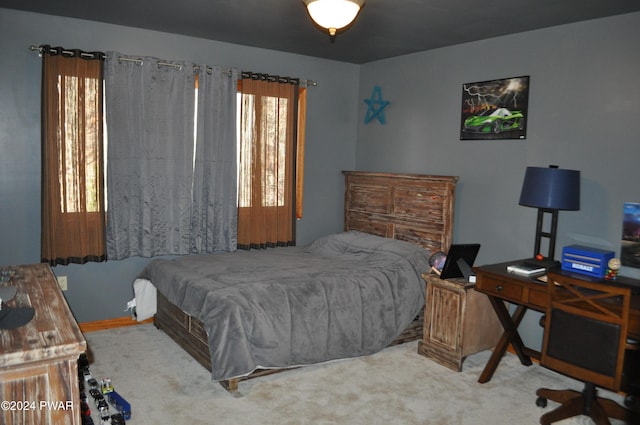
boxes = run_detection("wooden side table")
[417,272,502,371]
[0,264,86,425]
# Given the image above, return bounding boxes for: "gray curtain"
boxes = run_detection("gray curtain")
[104,53,239,259]
[190,66,239,253]
[105,53,197,259]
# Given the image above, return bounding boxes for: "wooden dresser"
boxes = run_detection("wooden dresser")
[418,273,502,371]
[0,264,86,425]
[343,171,458,253]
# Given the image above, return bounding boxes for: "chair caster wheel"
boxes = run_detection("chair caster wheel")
[536,396,548,408]
[624,395,635,409]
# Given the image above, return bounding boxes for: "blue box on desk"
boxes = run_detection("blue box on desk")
[561,245,615,279]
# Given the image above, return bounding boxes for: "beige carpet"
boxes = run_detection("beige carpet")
[84,324,627,425]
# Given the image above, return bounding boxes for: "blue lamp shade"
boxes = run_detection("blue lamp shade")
[519,166,580,211]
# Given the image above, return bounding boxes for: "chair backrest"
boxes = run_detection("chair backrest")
[541,272,631,391]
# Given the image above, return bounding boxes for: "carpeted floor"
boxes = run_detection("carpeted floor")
[83,324,627,425]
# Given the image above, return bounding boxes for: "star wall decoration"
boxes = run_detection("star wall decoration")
[364,86,390,124]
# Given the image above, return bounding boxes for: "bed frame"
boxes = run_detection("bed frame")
[154,171,458,393]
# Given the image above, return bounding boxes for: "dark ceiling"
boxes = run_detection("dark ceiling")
[2,0,640,64]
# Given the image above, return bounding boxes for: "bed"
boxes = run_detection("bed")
[143,171,458,393]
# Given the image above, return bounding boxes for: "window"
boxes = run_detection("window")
[40,46,306,260]
[41,47,106,265]
[236,77,306,249]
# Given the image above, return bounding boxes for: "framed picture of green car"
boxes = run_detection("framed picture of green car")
[460,75,529,140]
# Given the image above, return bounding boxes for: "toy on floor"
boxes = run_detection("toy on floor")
[78,353,131,424]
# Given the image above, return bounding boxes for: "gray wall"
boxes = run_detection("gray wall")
[2,8,639,351]
[0,8,359,322]
[357,12,640,349]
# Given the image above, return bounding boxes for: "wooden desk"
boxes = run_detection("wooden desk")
[0,264,86,425]
[473,260,640,384]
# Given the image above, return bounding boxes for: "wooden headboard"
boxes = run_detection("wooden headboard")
[343,171,458,253]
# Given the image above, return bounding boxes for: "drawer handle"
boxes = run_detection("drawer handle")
[495,285,503,291]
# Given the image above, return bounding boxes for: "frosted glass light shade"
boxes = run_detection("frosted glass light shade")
[304,0,364,36]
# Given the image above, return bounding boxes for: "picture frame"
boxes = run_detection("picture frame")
[460,75,530,140]
[621,202,640,269]
[439,243,481,280]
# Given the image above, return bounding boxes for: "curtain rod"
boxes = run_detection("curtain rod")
[28,45,317,87]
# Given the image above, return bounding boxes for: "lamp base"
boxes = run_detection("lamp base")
[534,208,559,261]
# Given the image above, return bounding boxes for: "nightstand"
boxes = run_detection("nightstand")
[417,272,502,371]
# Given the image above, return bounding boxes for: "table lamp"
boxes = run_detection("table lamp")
[518,165,580,262]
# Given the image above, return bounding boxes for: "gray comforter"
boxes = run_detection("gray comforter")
[141,231,430,381]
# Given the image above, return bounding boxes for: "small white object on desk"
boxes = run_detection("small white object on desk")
[506,262,546,276]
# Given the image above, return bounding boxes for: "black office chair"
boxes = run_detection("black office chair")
[535,272,640,425]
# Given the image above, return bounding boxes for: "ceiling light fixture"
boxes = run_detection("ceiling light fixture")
[303,0,365,37]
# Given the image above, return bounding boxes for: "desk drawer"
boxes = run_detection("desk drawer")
[527,286,547,309]
[477,276,523,301]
